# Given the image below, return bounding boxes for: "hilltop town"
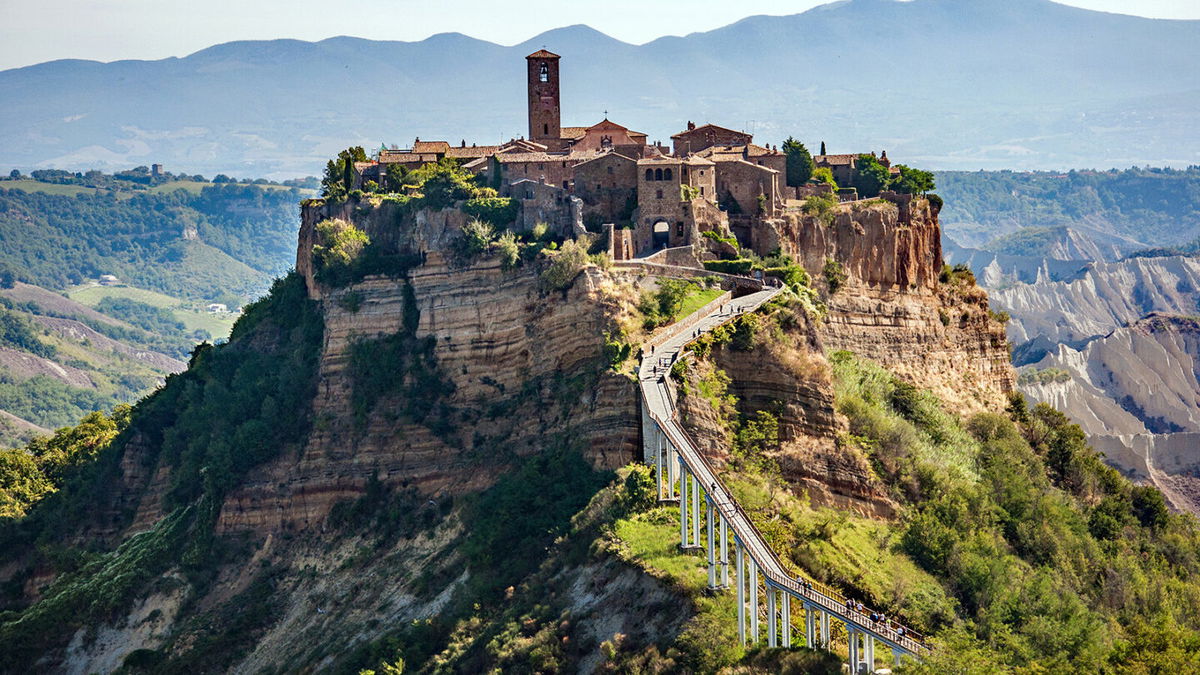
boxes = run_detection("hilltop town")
[351,50,922,261]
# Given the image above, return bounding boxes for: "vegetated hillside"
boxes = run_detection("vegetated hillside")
[0,282,186,448]
[2,0,1199,176]
[0,170,1196,673]
[0,181,303,303]
[937,167,1200,250]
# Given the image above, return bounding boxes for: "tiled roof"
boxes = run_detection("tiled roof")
[413,141,451,154]
[527,49,560,59]
[815,154,858,165]
[378,152,442,164]
[572,152,636,167]
[445,145,500,158]
[561,127,589,139]
[671,123,749,140]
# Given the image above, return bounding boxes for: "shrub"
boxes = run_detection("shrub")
[463,197,518,226]
[457,218,496,261]
[702,259,752,275]
[539,239,590,292]
[812,166,838,189]
[496,232,520,270]
[312,218,370,285]
[801,193,838,225]
[823,257,847,294]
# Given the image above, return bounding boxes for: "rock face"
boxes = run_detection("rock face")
[991,255,1200,347]
[212,202,640,534]
[675,200,1012,517]
[1022,314,1200,513]
[764,198,1013,413]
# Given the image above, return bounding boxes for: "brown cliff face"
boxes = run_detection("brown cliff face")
[674,306,898,519]
[214,202,640,534]
[765,198,1012,413]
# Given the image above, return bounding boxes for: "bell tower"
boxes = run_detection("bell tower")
[527,49,561,149]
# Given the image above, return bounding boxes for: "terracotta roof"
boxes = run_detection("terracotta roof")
[746,144,776,156]
[815,154,859,166]
[413,141,451,154]
[445,145,500,158]
[494,152,557,163]
[526,49,560,59]
[561,127,589,140]
[379,151,441,164]
[462,157,489,170]
[671,123,750,140]
[572,152,636,167]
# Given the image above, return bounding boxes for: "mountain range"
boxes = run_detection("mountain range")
[2,0,1198,178]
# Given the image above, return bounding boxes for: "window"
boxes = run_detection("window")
[700,187,705,196]
[543,124,548,136]
[563,181,569,189]
[676,223,684,235]
[664,168,673,181]
[539,63,549,82]
[607,166,613,175]
[561,161,566,167]
[645,169,653,181]
[596,183,602,191]
[654,168,663,181]
[682,167,688,179]
[656,189,663,199]
[538,163,545,170]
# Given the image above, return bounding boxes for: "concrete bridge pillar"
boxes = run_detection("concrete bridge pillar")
[678,460,689,548]
[719,515,729,588]
[767,586,777,647]
[736,542,746,646]
[848,627,860,674]
[749,558,759,643]
[691,473,701,545]
[782,592,791,647]
[804,601,816,648]
[865,634,875,672]
[820,611,830,647]
[706,495,717,589]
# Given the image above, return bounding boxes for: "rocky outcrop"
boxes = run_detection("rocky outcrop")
[991,255,1200,347]
[1022,314,1200,514]
[762,198,943,292]
[212,201,641,534]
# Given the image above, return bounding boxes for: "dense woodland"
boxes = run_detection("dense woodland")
[0,182,302,302]
[937,166,1200,250]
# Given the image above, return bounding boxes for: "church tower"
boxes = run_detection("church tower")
[527,49,561,149]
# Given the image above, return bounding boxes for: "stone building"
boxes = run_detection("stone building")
[347,48,914,260]
[634,155,723,251]
[527,50,566,151]
[671,122,753,156]
[573,152,638,226]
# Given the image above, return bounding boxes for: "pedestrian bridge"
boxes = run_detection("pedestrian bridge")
[637,283,930,672]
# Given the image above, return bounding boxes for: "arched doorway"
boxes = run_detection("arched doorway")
[652,220,670,249]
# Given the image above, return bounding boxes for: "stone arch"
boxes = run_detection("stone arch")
[645,168,654,181]
[653,220,670,248]
[664,168,673,181]
[654,168,664,181]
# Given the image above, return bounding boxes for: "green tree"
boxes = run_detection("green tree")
[321,146,369,200]
[312,218,370,284]
[385,163,409,192]
[782,137,814,187]
[851,154,891,198]
[893,164,936,195]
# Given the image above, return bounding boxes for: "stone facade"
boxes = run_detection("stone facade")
[671,122,753,156]
[574,152,638,226]
[527,50,564,150]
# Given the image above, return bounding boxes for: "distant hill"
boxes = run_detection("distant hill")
[2,0,1198,177]
[937,167,1200,250]
[0,282,187,447]
[0,179,304,303]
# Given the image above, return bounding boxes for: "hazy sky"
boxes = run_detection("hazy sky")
[1,0,1197,71]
